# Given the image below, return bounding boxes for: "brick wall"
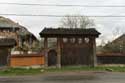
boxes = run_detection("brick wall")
[10,54,45,67]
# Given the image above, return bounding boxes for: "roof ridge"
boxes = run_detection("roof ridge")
[45,27,96,30]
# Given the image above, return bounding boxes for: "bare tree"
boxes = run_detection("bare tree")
[112,26,123,40]
[60,15,95,28]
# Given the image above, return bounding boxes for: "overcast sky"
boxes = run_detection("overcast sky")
[0,0,125,45]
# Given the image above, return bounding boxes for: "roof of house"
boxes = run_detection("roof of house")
[0,38,16,47]
[0,16,19,28]
[105,34,125,47]
[17,26,37,40]
[102,34,125,54]
[40,28,101,37]
[0,16,37,40]
[112,34,125,43]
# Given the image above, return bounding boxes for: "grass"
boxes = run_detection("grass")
[46,66,125,72]
[1,66,125,76]
[0,67,45,76]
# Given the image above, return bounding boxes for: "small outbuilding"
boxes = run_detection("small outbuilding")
[0,38,16,66]
[40,28,100,68]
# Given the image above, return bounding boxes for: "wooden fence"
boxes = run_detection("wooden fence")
[97,53,125,64]
[10,52,125,67]
[10,54,44,67]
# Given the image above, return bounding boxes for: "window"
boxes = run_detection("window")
[78,38,82,44]
[70,38,75,43]
[84,38,89,43]
[63,38,68,43]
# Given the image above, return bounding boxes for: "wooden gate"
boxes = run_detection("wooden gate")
[61,38,91,65]
[48,49,57,66]
[0,48,8,66]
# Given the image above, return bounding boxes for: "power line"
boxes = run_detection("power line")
[0,2,125,7]
[1,13,125,17]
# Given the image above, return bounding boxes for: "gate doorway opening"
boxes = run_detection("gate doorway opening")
[48,49,57,66]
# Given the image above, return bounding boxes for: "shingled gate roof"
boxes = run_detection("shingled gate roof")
[0,38,16,47]
[40,28,101,37]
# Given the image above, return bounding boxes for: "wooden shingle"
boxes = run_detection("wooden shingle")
[40,28,100,37]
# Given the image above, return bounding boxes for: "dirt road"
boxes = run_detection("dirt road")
[0,71,125,83]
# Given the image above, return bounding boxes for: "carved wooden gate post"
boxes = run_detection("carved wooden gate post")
[90,37,97,67]
[93,37,97,67]
[44,37,48,67]
[57,38,61,68]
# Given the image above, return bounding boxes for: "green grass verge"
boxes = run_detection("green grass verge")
[1,66,125,76]
[0,67,45,76]
[46,66,125,72]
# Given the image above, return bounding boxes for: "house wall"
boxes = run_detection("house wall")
[0,31,18,41]
[0,30,19,47]
[0,28,37,49]
[10,54,44,67]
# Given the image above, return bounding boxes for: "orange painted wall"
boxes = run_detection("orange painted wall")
[10,54,45,66]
